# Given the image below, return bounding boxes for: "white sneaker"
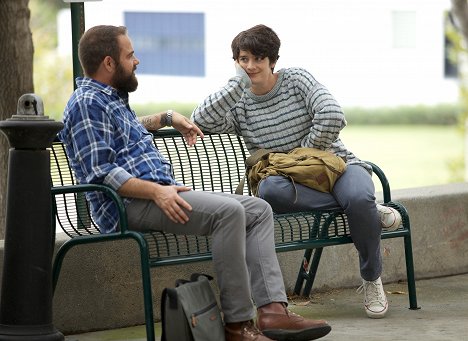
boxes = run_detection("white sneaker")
[357,277,389,319]
[376,204,402,231]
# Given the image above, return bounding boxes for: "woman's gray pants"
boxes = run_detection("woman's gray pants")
[258,164,383,282]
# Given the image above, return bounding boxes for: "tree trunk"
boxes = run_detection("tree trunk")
[0,0,34,238]
[451,0,468,43]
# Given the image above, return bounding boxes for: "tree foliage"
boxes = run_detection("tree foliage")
[30,0,73,120]
[450,0,468,125]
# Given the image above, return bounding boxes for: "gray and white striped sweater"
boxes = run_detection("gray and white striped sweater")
[191,67,370,172]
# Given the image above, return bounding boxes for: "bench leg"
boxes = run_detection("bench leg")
[403,233,420,310]
[389,202,420,310]
[293,249,311,295]
[52,234,156,341]
[52,241,73,293]
[293,247,323,297]
[129,234,156,341]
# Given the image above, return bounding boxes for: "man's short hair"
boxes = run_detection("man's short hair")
[231,24,280,63]
[78,25,127,77]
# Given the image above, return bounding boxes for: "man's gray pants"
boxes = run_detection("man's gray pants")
[126,191,287,323]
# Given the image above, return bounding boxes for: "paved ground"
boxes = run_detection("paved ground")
[65,273,468,341]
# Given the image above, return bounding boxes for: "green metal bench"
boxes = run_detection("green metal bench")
[50,128,418,341]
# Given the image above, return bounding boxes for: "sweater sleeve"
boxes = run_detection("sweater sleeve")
[191,75,249,134]
[292,68,347,150]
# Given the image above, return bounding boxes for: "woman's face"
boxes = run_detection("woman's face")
[238,50,276,87]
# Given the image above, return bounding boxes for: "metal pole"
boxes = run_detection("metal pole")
[70,2,85,89]
[0,94,64,340]
[69,2,90,229]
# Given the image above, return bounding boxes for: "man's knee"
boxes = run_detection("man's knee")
[217,198,246,219]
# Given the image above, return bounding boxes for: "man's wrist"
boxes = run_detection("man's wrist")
[160,110,173,127]
[166,109,173,126]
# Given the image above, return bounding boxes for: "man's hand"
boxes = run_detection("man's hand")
[118,178,193,224]
[171,112,204,146]
[151,184,193,224]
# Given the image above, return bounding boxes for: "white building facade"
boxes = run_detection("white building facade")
[58,0,458,108]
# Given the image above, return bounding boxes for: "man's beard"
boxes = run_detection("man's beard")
[112,63,138,93]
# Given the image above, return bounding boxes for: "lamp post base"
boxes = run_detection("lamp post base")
[0,324,64,341]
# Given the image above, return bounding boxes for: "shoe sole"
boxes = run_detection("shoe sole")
[366,308,388,319]
[262,325,332,341]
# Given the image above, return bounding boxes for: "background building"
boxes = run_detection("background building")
[58,0,457,108]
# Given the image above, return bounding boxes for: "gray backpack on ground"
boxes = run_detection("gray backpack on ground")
[161,273,225,341]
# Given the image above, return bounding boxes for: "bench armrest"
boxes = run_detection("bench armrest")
[51,183,129,233]
[365,161,391,203]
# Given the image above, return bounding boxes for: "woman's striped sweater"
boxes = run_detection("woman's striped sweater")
[191,67,370,172]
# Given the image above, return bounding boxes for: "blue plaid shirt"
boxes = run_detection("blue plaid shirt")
[59,77,177,233]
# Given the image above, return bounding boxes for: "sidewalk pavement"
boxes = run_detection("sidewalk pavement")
[64,273,468,341]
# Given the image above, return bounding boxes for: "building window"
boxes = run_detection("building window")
[392,11,417,48]
[125,12,205,77]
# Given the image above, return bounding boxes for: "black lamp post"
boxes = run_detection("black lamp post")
[0,94,64,340]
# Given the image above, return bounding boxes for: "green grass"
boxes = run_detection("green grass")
[340,125,464,190]
[132,111,465,190]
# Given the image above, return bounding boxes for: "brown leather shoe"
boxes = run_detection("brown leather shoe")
[225,320,274,341]
[257,303,331,341]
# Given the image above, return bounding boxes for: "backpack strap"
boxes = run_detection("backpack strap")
[175,279,191,287]
[166,288,179,309]
[235,149,273,195]
[161,288,179,341]
[189,273,214,282]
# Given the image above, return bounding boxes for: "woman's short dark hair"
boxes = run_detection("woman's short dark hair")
[231,24,280,63]
[78,25,127,77]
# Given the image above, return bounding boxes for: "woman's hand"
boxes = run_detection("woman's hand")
[235,62,252,88]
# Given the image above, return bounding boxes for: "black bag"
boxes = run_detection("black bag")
[161,273,225,341]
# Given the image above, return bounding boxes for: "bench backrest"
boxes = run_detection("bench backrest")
[151,129,250,194]
[51,129,250,192]
[50,130,252,237]
[50,141,98,236]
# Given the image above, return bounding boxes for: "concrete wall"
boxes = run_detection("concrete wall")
[1,183,468,334]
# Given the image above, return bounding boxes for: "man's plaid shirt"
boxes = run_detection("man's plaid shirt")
[59,77,177,233]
